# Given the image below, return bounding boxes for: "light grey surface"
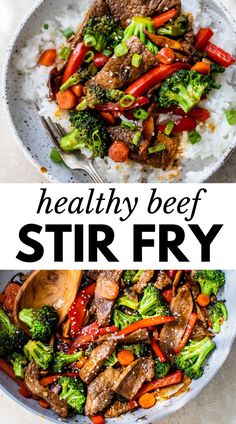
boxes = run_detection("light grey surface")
[0,0,236,183]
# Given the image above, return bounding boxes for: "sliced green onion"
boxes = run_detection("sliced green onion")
[121,120,136,130]
[62,27,75,40]
[88,63,98,76]
[92,129,101,145]
[132,53,142,68]
[132,131,141,145]
[76,99,87,111]
[119,94,136,108]
[60,73,80,93]
[188,130,201,144]
[59,46,72,60]
[226,109,236,126]
[102,49,112,57]
[114,42,129,57]
[148,144,166,154]
[164,121,175,136]
[133,108,148,121]
[50,147,63,164]
[43,24,49,30]
[84,51,94,63]
[84,34,96,47]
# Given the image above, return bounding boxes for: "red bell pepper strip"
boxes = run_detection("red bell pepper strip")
[93,53,110,68]
[118,316,175,336]
[135,371,183,398]
[152,9,177,29]
[69,326,118,353]
[0,358,31,398]
[95,96,149,112]
[157,106,210,122]
[62,43,90,84]
[194,28,214,51]
[174,312,198,354]
[40,372,81,387]
[125,63,190,97]
[173,116,197,133]
[165,270,177,280]
[150,336,167,362]
[205,42,235,68]
[68,282,96,337]
[162,288,173,303]
[89,415,105,424]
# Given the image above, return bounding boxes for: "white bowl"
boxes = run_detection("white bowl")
[0,270,236,423]
[2,0,236,183]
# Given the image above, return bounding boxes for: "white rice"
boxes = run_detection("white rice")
[14,0,236,182]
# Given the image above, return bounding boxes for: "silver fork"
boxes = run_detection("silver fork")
[35,104,104,183]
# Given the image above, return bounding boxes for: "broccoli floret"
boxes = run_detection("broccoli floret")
[60,64,98,92]
[0,309,28,357]
[53,351,84,373]
[59,377,86,414]
[120,344,147,358]
[9,352,28,379]
[113,309,141,330]
[79,82,123,109]
[123,270,143,286]
[82,15,123,52]
[175,337,215,379]
[208,301,228,333]
[60,110,109,158]
[116,293,139,310]
[158,15,189,37]
[121,16,158,55]
[159,70,215,113]
[138,284,170,318]
[19,305,58,343]
[24,340,54,370]
[193,270,225,297]
[154,357,171,378]
[104,350,118,367]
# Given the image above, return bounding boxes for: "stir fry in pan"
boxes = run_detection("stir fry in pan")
[0,270,228,422]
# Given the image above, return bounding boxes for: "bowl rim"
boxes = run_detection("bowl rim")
[0,270,236,423]
[1,0,236,183]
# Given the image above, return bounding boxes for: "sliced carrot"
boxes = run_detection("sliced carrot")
[76,356,87,369]
[38,399,50,409]
[152,9,177,29]
[138,393,156,409]
[56,90,77,110]
[38,49,57,66]
[191,62,211,75]
[109,141,130,163]
[197,293,210,307]
[157,47,175,64]
[89,415,105,424]
[71,84,84,97]
[117,350,135,366]
[100,111,116,125]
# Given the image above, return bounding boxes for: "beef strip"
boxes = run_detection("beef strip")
[154,271,172,290]
[97,328,150,344]
[93,36,157,90]
[178,14,194,56]
[191,322,215,341]
[95,270,123,326]
[105,400,137,417]
[130,133,179,170]
[159,285,193,356]
[79,339,117,384]
[132,270,154,293]
[24,361,68,418]
[85,367,121,415]
[108,126,135,147]
[113,357,155,399]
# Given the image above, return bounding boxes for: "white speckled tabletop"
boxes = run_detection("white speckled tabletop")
[0,0,236,423]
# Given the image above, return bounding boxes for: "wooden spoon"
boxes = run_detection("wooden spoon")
[14,270,83,332]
